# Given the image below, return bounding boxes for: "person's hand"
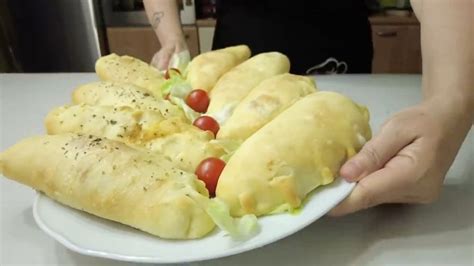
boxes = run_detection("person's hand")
[329,98,472,216]
[151,38,188,70]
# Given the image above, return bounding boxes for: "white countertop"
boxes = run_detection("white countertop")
[0,74,473,266]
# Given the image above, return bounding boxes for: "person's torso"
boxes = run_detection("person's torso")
[213,0,373,74]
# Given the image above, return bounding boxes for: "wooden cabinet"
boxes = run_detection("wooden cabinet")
[370,15,421,73]
[106,26,199,63]
[196,19,216,53]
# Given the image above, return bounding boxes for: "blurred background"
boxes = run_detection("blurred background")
[0,0,419,73]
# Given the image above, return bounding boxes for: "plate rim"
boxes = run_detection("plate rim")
[33,180,355,263]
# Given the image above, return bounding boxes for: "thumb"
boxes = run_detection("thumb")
[340,121,414,182]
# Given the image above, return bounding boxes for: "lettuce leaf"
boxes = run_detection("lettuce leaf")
[168,51,191,75]
[169,96,200,122]
[160,71,198,122]
[161,75,190,96]
[206,198,259,239]
[169,81,193,99]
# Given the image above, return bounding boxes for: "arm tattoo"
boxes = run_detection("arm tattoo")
[151,11,164,29]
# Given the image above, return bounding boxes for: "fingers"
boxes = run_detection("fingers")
[157,53,172,70]
[150,49,173,70]
[340,120,416,182]
[329,162,412,216]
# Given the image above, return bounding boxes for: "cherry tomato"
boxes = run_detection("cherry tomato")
[186,89,210,113]
[164,68,181,80]
[193,116,219,137]
[195,157,226,197]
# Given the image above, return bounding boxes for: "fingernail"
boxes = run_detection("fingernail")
[340,160,363,181]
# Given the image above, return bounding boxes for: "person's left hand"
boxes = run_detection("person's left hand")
[329,98,471,216]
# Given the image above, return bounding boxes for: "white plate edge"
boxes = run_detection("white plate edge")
[33,181,356,263]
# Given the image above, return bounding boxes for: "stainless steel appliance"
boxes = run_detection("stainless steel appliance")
[1,0,101,72]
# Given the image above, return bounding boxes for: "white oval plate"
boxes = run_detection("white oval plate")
[33,178,355,263]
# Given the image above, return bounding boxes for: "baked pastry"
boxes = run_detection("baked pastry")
[72,81,185,120]
[0,134,214,239]
[216,91,371,216]
[217,73,316,140]
[186,45,251,92]
[206,52,290,123]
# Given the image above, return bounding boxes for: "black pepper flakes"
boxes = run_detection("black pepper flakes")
[110,120,117,125]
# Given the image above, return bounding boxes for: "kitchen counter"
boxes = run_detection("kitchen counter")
[0,74,472,266]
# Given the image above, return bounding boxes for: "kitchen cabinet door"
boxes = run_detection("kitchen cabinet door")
[371,25,422,73]
[198,27,215,53]
[106,26,199,63]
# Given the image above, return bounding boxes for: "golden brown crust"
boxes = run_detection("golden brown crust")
[216,91,371,216]
[217,73,316,141]
[0,134,215,239]
[207,52,291,116]
[187,45,251,92]
[72,81,185,120]
[45,104,192,145]
[95,54,164,98]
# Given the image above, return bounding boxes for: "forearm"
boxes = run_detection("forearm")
[412,0,474,122]
[144,0,184,45]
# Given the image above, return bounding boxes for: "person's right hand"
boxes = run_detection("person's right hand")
[151,38,188,70]
[329,97,472,216]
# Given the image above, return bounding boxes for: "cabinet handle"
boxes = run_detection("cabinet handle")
[184,34,190,39]
[376,31,398,37]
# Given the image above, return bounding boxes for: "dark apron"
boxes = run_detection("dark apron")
[212,0,373,74]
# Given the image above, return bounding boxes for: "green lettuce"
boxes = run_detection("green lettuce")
[206,198,259,239]
[168,51,191,75]
[169,96,200,122]
[160,70,199,122]
[161,74,190,96]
